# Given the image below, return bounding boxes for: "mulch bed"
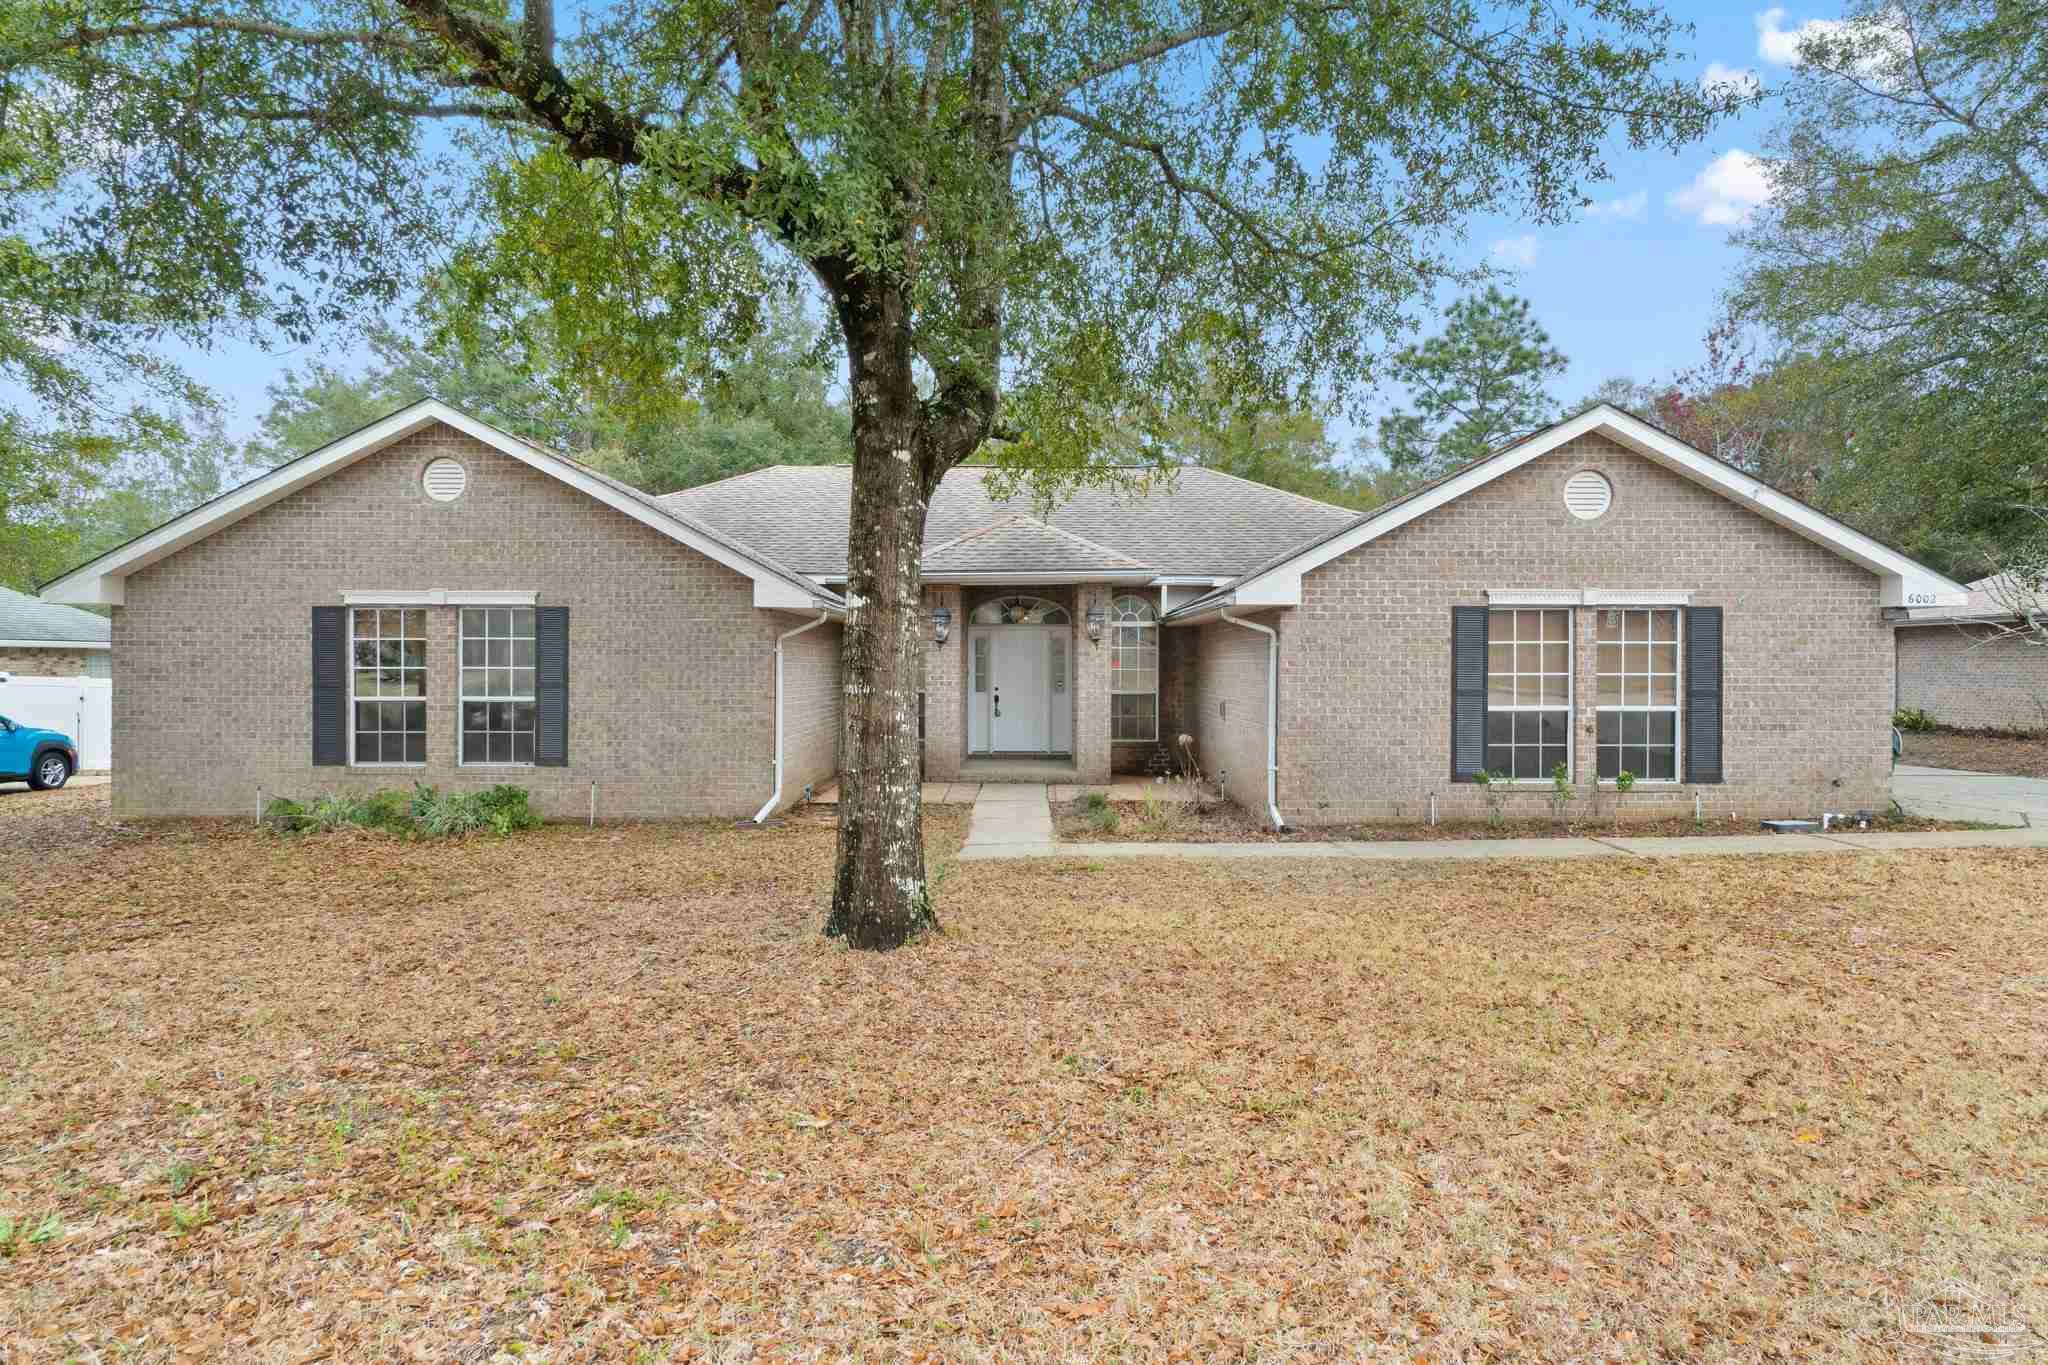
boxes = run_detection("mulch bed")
[1902,728,2048,779]
[1055,797,1990,843]
[7,787,2047,1360]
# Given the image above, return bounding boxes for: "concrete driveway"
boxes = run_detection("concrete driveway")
[1893,764,2048,827]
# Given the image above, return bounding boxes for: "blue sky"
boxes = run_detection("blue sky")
[153,2,1824,451]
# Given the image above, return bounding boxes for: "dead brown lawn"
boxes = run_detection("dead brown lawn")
[4,788,2047,1362]
[1054,797,1990,844]
[1902,730,2048,780]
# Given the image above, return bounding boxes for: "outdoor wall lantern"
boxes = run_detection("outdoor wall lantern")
[931,607,952,644]
[1085,608,1106,643]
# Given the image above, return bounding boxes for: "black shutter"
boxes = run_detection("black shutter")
[535,605,569,767]
[311,606,347,766]
[1451,605,1489,781]
[1685,605,1724,784]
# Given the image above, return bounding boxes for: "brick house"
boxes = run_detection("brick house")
[1893,575,2048,733]
[42,399,1968,824]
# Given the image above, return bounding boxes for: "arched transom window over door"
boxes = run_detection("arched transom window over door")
[970,595,1070,625]
[1109,595,1158,742]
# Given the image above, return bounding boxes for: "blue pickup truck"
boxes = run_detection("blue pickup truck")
[0,713,77,790]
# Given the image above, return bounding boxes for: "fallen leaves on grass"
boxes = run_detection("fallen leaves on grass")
[3,788,2046,1361]
[1902,728,2048,779]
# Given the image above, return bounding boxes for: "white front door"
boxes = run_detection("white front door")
[990,629,1049,751]
[970,626,1068,754]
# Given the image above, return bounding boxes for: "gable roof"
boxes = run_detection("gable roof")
[0,585,111,648]
[920,515,1154,580]
[658,464,1359,580]
[1167,404,1971,620]
[39,400,844,613]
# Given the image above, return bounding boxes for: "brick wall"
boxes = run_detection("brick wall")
[1188,617,1273,817]
[1896,625,2048,732]
[1071,585,1113,782]
[778,618,843,809]
[1277,434,1894,825]
[921,585,964,779]
[112,422,802,820]
[0,647,99,676]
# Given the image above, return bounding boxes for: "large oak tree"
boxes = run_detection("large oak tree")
[8,0,1729,946]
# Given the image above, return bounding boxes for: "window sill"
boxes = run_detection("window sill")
[350,762,426,770]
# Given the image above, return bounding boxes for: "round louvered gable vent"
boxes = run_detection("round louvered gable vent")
[1563,470,1612,520]
[422,458,468,502]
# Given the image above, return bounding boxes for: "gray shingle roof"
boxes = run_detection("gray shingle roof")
[922,515,1153,576]
[657,465,1359,578]
[0,586,110,644]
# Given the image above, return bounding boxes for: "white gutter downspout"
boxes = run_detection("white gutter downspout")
[1219,607,1286,830]
[752,610,832,824]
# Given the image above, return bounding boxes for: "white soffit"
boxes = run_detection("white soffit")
[1231,406,1969,610]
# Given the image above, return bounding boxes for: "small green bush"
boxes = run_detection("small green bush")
[1088,803,1121,833]
[1893,706,1937,733]
[261,796,309,831]
[1085,791,1110,812]
[264,784,541,838]
[410,783,543,837]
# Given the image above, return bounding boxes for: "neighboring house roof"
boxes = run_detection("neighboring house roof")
[1168,403,1971,621]
[658,464,1359,580]
[1893,573,2042,627]
[0,586,112,648]
[920,515,1154,581]
[38,400,844,614]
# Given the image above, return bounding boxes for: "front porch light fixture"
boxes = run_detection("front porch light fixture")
[931,607,952,644]
[1085,607,1106,643]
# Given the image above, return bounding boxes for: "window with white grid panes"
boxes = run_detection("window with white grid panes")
[1485,608,1571,779]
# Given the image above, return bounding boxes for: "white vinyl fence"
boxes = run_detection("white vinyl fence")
[0,674,113,771]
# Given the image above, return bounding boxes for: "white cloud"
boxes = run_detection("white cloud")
[1585,190,1649,221]
[1701,61,1763,99]
[1755,6,1910,74]
[1489,234,1540,267]
[1668,150,1775,227]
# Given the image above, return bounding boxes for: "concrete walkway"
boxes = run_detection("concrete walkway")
[956,781,2048,863]
[963,782,1058,848]
[1892,764,2048,827]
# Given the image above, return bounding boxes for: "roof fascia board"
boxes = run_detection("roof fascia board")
[1225,406,1969,610]
[41,399,837,612]
[40,403,448,605]
[0,638,111,649]
[422,406,833,610]
[920,571,1156,585]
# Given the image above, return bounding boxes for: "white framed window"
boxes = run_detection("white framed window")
[1595,607,1680,781]
[1485,608,1570,779]
[350,608,427,765]
[460,607,537,765]
[1108,594,1158,742]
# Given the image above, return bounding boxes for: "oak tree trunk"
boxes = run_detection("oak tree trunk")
[825,276,941,949]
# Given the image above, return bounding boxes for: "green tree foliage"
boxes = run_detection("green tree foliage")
[0,74,213,590]
[1733,0,2048,570]
[10,0,1731,946]
[1376,289,1569,480]
[246,285,850,487]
